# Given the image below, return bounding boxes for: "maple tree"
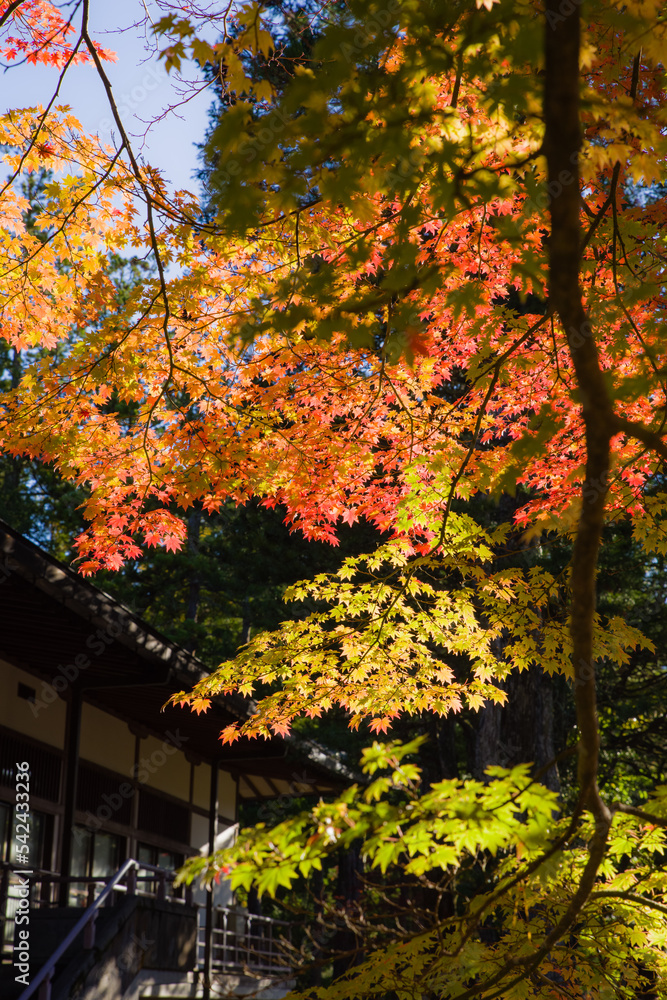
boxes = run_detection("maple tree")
[2,0,667,996]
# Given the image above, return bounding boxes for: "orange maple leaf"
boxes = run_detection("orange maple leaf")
[220,724,240,745]
[190,696,211,715]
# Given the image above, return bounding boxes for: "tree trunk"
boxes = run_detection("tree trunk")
[475,665,559,792]
[332,845,362,980]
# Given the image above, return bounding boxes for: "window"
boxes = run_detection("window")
[17,683,35,703]
[0,801,10,955]
[70,827,124,906]
[0,802,53,871]
[137,842,182,897]
[0,801,9,862]
[1,804,54,952]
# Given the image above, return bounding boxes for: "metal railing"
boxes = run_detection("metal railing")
[1,860,191,900]
[7,859,191,1000]
[2,861,292,998]
[1,859,191,958]
[17,858,137,1000]
[199,907,293,976]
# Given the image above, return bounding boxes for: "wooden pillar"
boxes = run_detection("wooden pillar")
[203,760,218,1000]
[58,688,82,906]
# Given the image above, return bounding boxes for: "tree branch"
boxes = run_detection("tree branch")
[613,802,667,828]
[590,890,667,917]
[0,0,28,30]
[611,415,667,462]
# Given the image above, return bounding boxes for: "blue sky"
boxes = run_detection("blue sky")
[0,0,214,194]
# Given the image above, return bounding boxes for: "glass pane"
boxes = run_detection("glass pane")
[71,828,92,877]
[136,845,182,897]
[3,893,18,950]
[137,843,154,866]
[0,802,10,863]
[70,827,92,907]
[2,806,16,951]
[137,842,155,892]
[92,832,120,878]
[161,852,183,898]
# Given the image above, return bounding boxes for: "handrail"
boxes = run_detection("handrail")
[0,863,61,876]
[0,860,174,885]
[15,864,292,999]
[2,861,187,912]
[18,858,138,1000]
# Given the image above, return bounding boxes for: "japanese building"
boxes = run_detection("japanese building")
[0,520,343,999]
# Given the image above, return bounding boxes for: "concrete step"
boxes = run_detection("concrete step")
[130,969,293,1000]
